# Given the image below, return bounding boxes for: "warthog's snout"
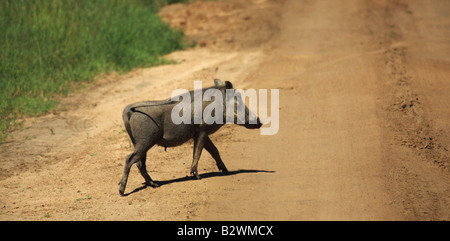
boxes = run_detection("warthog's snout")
[257,118,263,128]
[245,117,263,129]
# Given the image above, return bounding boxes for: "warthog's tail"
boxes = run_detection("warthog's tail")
[122,106,136,146]
[123,100,173,146]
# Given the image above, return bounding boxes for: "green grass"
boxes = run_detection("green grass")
[76,194,92,201]
[0,0,188,143]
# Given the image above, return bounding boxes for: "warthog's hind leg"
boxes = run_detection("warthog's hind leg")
[119,144,155,196]
[119,112,160,196]
[118,152,135,196]
[204,137,229,174]
[136,153,159,188]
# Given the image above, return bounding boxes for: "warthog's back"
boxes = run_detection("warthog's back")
[127,99,176,110]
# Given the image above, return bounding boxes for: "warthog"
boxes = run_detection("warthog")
[118,79,262,196]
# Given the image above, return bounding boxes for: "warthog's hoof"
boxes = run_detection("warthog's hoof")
[119,187,125,196]
[118,181,126,196]
[146,181,160,188]
[221,168,229,175]
[190,168,202,180]
[191,171,202,180]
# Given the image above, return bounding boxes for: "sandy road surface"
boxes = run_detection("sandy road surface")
[1,0,449,220]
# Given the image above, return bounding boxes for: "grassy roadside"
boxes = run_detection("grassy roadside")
[0,0,189,143]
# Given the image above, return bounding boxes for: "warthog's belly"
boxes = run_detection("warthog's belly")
[157,124,196,148]
[157,137,192,148]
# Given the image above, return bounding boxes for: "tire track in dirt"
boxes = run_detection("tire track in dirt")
[362,0,449,220]
[370,0,448,169]
[202,0,403,220]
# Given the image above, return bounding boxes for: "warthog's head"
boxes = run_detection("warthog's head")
[214,79,263,129]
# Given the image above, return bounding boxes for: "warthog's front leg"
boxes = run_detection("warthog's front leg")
[191,131,207,180]
[204,137,229,174]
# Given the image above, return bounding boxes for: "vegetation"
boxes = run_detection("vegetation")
[0,0,188,143]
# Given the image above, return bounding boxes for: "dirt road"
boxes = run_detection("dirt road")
[1,0,449,220]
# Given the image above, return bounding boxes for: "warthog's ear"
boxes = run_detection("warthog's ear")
[225,81,233,89]
[214,78,224,86]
